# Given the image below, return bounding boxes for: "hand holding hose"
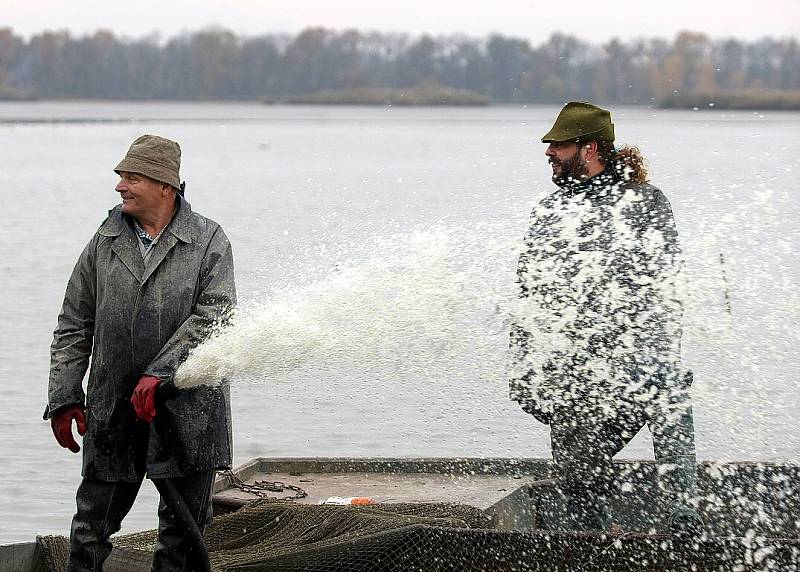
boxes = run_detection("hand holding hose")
[131,376,161,422]
[51,404,87,453]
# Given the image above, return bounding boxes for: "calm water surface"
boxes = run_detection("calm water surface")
[0,102,798,542]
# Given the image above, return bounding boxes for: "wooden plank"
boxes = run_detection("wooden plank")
[248,456,555,477]
[0,542,45,572]
[214,469,527,510]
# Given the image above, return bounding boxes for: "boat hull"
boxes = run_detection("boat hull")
[4,457,799,571]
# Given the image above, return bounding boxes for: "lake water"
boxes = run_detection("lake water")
[0,102,798,543]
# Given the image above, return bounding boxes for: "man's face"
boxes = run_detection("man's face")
[115,172,168,219]
[545,141,588,185]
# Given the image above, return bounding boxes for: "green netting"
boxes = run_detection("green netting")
[36,501,800,571]
[35,535,70,571]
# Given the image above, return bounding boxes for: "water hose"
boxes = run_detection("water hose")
[152,477,211,572]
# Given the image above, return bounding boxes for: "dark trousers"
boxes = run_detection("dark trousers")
[549,390,697,531]
[67,470,215,572]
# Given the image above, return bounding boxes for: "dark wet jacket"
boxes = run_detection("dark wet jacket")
[509,170,685,419]
[46,198,236,482]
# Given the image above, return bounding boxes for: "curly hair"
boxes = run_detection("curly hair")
[596,141,649,184]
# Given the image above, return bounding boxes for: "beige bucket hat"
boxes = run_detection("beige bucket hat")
[114,134,181,189]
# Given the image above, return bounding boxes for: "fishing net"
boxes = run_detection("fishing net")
[36,499,799,571]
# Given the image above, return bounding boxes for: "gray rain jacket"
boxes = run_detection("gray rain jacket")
[45,197,236,482]
[509,169,686,420]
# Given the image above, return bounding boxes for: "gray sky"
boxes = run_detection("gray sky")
[3,0,798,42]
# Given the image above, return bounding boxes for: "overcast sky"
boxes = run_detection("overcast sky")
[3,0,798,43]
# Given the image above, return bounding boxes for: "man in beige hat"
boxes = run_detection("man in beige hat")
[46,134,236,570]
[509,102,703,535]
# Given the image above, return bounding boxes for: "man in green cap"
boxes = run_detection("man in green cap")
[46,134,236,570]
[509,102,702,534]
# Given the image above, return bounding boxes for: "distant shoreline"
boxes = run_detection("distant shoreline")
[0,86,37,101]
[270,87,490,107]
[2,95,800,112]
[659,90,800,111]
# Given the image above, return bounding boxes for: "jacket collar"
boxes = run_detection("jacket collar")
[98,196,193,243]
[97,196,194,283]
[557,166,616,197]
[166,196,193,244]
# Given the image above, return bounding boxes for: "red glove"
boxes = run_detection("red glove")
[131,376,161,422]
[51,405,87,453]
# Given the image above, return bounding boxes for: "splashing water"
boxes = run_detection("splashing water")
[680,187,800,459]
[175,222,521,389]
[174,188,798,466]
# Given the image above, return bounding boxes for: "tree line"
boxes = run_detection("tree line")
[0,27,797,102]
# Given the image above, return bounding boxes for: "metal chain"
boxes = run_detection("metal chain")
[219,469,308,501]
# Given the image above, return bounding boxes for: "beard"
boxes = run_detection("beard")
[550,151,588,186]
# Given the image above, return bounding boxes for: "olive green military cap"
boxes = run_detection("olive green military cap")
[114,134,181,189]
[541,101,615,143]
